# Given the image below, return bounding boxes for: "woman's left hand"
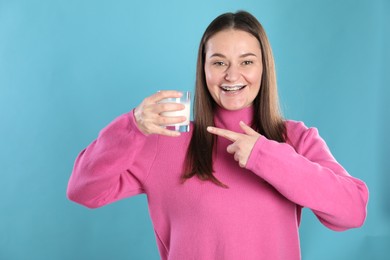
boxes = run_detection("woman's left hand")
[207,121,261,168]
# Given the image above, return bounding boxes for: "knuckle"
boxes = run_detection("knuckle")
[159,116,170,124]
[160,103,171,111]
[144,96,153,104]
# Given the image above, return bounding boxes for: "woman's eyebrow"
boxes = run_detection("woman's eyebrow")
[208,52,257,58]
[240,53,257,58]
[209,53,226,58]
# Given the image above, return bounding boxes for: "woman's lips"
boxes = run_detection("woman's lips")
[220,84,247,92]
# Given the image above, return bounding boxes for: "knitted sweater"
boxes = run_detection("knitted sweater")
[67,106,368,260]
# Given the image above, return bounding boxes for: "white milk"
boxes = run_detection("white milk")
[161,102,190,126]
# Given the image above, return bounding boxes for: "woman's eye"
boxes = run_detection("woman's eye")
[242,60,253,65]
[213,61,225,66]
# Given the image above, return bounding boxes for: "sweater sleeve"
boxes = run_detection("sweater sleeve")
[245,121,369,231]
[67,110,158,209]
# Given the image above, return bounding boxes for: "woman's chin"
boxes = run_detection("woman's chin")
[220,101,248,111]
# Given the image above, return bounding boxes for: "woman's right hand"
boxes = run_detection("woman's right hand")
[134,90,187,137]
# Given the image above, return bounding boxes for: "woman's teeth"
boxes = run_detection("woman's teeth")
[221,85,246,92]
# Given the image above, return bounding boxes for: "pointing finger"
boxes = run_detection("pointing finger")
[207,126,240,142]
[239,121,260,136]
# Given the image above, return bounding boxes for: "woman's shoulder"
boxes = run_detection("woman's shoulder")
[284,119,309,132]
[284,119,311,133]
[283,119,320,148]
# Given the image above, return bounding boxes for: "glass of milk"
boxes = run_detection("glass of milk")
[160,91,191,132]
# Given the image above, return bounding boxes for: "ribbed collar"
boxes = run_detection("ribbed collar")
[214,106,254,133]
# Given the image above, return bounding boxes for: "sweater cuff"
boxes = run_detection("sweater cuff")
[128,109,148,137]
[245,135,267,171]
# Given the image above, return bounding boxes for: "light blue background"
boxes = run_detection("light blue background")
[1,0,389,259]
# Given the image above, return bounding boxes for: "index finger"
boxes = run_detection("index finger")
[151,90,183,103]
[207,126,240,142]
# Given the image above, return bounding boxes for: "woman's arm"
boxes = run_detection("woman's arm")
[246,121,369,231]
[67,111,158,208]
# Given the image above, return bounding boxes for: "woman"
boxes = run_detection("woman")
[67,11,368,260]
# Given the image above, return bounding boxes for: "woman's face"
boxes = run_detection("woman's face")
[204,29,263,111]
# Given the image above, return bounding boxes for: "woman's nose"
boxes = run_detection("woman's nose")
[224,65,240,82]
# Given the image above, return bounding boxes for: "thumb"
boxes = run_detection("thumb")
[239,121,259,136]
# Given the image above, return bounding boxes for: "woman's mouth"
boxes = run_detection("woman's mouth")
[220,84,247,92]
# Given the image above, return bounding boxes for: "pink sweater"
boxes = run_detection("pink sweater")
[67,106,368,260]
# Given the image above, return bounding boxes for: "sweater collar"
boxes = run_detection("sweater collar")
[214,106,254,133]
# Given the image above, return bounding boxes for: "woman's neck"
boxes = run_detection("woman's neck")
[214,106,254,133]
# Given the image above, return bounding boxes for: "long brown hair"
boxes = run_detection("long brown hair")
[183,11,286,187]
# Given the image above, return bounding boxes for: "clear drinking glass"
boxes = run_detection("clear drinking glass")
[159,91,191,132]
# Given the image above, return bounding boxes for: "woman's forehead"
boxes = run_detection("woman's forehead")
[205,29,261,57]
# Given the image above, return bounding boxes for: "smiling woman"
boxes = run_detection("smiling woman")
[67,10,369,260]
[184,11,285,187]
[204,29,263,110]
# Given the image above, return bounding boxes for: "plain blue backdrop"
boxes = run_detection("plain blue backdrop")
[1,0,389,259]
